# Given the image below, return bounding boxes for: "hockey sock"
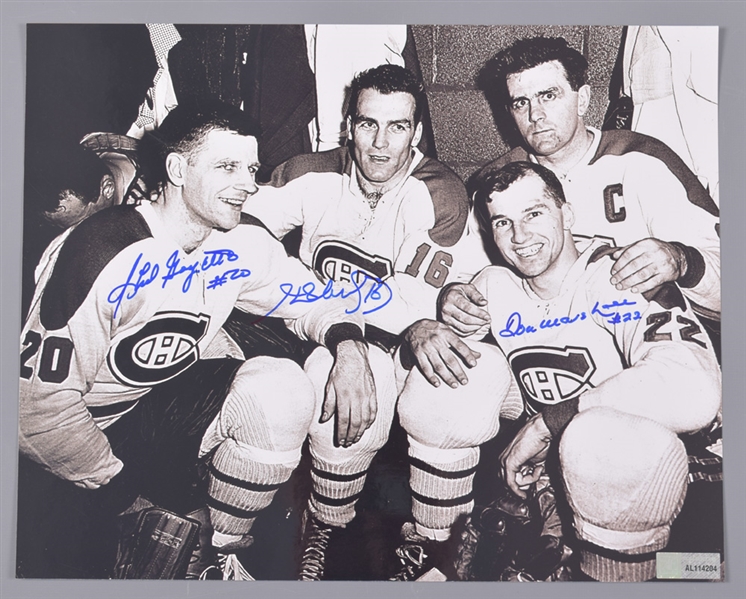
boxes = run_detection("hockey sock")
[309,451,374,528]
[207,442,299,537]
[407,437,480,537]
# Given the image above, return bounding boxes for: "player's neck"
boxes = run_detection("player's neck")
[152,189,212,253]
[526,240,580,300]
[535,126,593,176]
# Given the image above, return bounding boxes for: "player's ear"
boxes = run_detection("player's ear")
[577,84,591,117]
[165,152,187,186]
[346,116,354,142]
[412,121,423,147]
[99,173,116,203]
[561,202,575,230]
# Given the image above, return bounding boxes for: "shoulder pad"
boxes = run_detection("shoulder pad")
[40,206,152,330]
[592,130,718,217]
[411,157,469,247]
[267,147,351,187]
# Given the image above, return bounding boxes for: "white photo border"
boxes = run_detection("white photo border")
[2,2,744,599]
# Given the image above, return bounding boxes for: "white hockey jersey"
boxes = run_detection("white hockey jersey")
[19,202,363,484]
[476,128,721,317]
[246,146,490,344]
[468,240,720,434]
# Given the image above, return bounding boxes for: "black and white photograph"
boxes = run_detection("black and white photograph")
[12,21,726,586]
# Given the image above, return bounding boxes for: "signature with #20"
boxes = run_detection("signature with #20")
[107,249,391,319]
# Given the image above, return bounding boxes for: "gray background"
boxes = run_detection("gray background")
[2,2,744,598]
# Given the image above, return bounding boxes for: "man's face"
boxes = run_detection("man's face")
[506,60,589,157]
[486,173,573,280]
[179,129,259,231]
[350,89,423,187]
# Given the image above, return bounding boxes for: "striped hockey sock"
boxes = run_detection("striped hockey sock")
[206,441,300,536]
[309,452,373,528]
[408,437,480,539]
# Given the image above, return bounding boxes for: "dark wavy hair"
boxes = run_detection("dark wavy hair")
[486,36,588,107]
[139,98,261,192]
[345,64,426,125]
[474,161,566,231]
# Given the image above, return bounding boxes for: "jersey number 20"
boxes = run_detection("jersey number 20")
[20,331,74,383]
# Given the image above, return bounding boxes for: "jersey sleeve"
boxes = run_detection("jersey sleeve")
[19,260,124,485]
[246,149,349,239]
[459,266,499,342]
[628,153,721,316]
[580,272,721,434]
[232,226,364,345]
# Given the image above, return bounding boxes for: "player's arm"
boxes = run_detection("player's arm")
[19,280,124,488]
[609,157,720,315]
[547,282,720,436]
[234,227,376,447]
[401,268,495,388]
[243,166,307,240]
[437,282,492,336]
[586,283,720,431]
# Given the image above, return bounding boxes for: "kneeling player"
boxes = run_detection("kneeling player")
[17,100,375,579]
[400,161,721,581]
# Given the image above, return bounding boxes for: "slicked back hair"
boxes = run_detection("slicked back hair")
[490,36,588,106]
[474,161,566,231]
[140,98,261,191]
[346,64,426,125]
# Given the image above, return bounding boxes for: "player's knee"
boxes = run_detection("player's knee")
[306,345,397,458]
[226,356,315,449]
[305,344,397,417]
[559,407,688,554]
[398,343,513,449]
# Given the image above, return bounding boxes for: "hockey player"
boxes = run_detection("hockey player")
[402,161,721,581]
[468,36,720,321]
[17,99,377,579]
[243,64,489,579]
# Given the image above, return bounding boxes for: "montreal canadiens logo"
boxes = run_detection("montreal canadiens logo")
[108,311,210,387]
[313,240,393,284]
[507,346,596,415]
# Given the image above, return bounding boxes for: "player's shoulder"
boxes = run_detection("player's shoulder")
[218,212,283,253]
[38,205,153,331]
[237,211,277,235]
[408,156,470,247]
[592,129,673,162]
[267,146,352,187]
[473,264,520,290]
[591,129,718,216]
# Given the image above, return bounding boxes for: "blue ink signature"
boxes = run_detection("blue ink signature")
[107,253,160,319]
[499,310,587,337]
[498,298,640,338]
[108,249,243,318]
[591,299,642,325]
[161,249,239,292]
[264,271,393,318]
[207,268,252,290]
